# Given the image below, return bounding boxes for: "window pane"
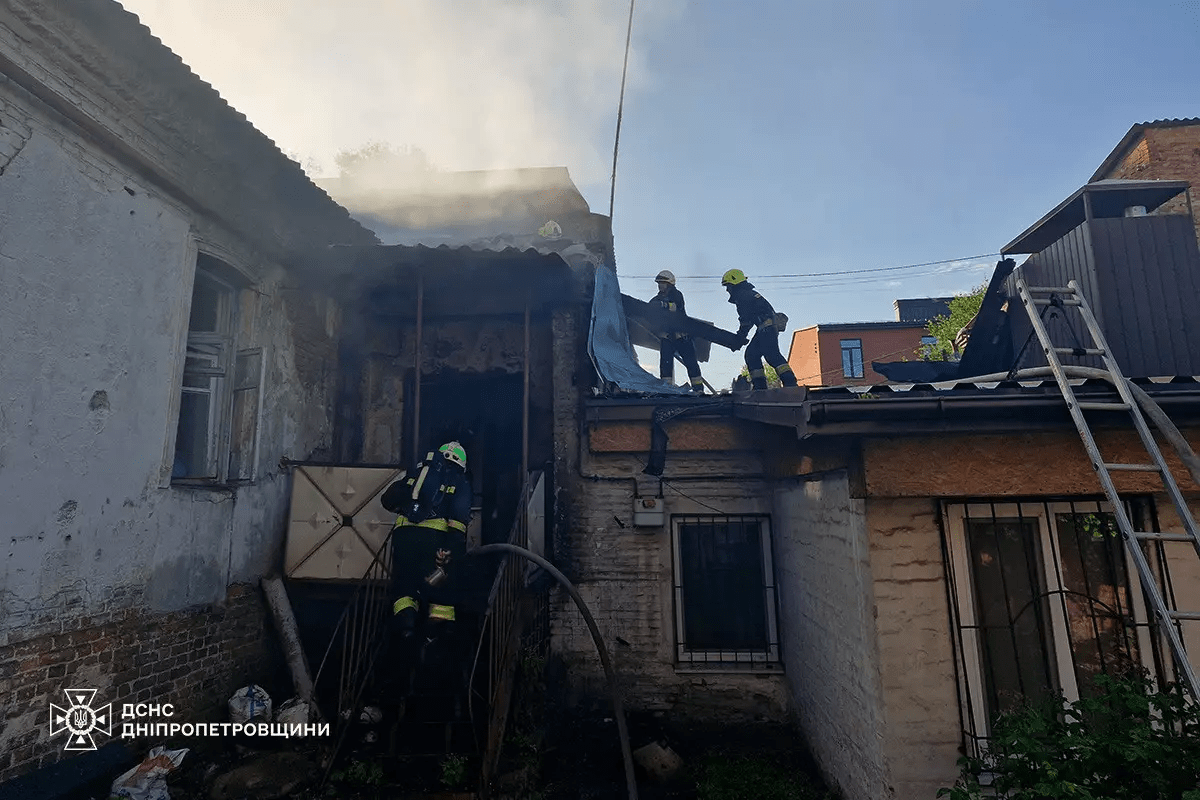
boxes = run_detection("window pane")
[174,390,212,478]
[189,273,226,333]
[233,350,261,390]
[680,519,768,650]
[966,518,1056,716]
[1054,512,1140,697]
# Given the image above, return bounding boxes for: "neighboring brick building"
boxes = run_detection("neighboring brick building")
[0,0,375,782]
[786,322,934,386]
[1091,118,1200,245]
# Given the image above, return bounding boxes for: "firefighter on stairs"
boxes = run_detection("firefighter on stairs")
[381,441,474,641]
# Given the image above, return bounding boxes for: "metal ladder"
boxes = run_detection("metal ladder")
[1013,268,1200,698]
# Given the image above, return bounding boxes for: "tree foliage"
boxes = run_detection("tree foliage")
[922,282,988,361]
[334,142,438,179]
[736,363,782,388]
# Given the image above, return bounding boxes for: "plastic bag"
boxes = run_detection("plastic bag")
[109,746,188,800]
[275,697,311,726]
[227,684,272,724]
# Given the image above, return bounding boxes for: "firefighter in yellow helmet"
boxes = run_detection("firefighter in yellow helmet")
[380,441,473,638]
[722,269,798,390]
[651,270,705,392]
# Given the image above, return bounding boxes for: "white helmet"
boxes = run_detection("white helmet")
[655,270,676,286]
[438,441,467,470]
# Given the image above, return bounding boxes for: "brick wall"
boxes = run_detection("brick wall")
[1099,124,1200,248]
[0,584,280,783]
[787,326,930,387]
[772,471,891,800]
[550,410,789,721]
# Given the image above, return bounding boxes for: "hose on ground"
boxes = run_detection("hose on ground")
[469,542,638,800]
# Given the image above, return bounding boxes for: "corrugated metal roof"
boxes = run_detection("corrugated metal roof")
[1091,118,1200,181]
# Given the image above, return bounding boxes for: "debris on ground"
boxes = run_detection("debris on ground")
[632,741,684,784]
[227,685,272,725]
[110,746,188,800]
[208,751,316,800]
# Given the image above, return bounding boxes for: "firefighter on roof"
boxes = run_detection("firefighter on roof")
[651,270,705,392]
[380,441,473,638]
[722,269,798,390]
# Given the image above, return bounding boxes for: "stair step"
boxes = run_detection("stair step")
[1102,463,1162,472]
[1055,347,1106,357]
[1168,611,1200,621]
[1032,297,1081,306]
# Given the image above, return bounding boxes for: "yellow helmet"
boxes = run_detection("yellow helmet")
[721,268,747,286]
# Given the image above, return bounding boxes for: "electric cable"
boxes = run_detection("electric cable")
[621,252,1002,281]
[609,0,636,221]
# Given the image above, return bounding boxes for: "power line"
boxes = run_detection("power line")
[621,252,1000,281]
[608,0,636,221]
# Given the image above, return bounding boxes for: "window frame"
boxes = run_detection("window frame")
[167,250,265,487]
[670,513,781,667]
[943,499,1159,747]
[840,338,864,379]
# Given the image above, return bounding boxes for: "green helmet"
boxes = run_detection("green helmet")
[438,441,467,470]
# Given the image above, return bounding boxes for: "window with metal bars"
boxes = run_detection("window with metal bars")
[942,498,1174,754]
[671,514,780,666]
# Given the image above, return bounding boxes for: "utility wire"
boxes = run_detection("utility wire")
[609,0,637,221]
[621,252,1000,281]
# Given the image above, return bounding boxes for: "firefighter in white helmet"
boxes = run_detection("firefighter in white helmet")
[651,270,705,392]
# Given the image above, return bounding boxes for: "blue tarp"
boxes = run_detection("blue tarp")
[588,264,691,395]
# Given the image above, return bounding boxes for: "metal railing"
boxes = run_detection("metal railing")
[473,470,546,794]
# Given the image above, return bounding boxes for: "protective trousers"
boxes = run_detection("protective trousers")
[659,337,704,392]
[389,524,468,632]
[744,329,798,389]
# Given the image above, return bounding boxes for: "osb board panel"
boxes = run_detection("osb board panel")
[864,429,1200,497]
[588,419,756,452]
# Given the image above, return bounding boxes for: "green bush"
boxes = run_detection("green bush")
[696,755,836,800]
[939,672,1200,799]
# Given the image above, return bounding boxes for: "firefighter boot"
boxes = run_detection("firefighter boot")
[775,363,798,387]
[749,369,769,391]
[690,377,705,393]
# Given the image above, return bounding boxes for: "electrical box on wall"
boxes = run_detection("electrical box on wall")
[633,496,665,527]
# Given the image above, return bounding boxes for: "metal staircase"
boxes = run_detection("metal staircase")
[1013,268,1200,698]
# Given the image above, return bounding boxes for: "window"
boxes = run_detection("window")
[171,254,264,483]
[944,500,1166,751]
[840,338,864,379]
[671,515,780,665]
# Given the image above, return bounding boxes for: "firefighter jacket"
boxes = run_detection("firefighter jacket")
[727,281,778,340]
[380,455,473,534]
[651,286,691,340]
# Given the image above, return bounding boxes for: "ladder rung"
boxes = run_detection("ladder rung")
[1168,611,1200,622]
[1054,347,1106,357]
[1134,531,1195,542]
[1077,401,1131,411]
[1032,297,1081,306]
[1026,285,1077,295]
[1102,463,1162,472]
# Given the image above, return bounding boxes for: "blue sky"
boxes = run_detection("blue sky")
[120,0,1200,385]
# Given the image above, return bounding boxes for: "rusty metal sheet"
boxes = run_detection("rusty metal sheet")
[285,465,401,580]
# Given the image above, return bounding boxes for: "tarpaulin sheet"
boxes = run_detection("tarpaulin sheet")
[589,264,690,395]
